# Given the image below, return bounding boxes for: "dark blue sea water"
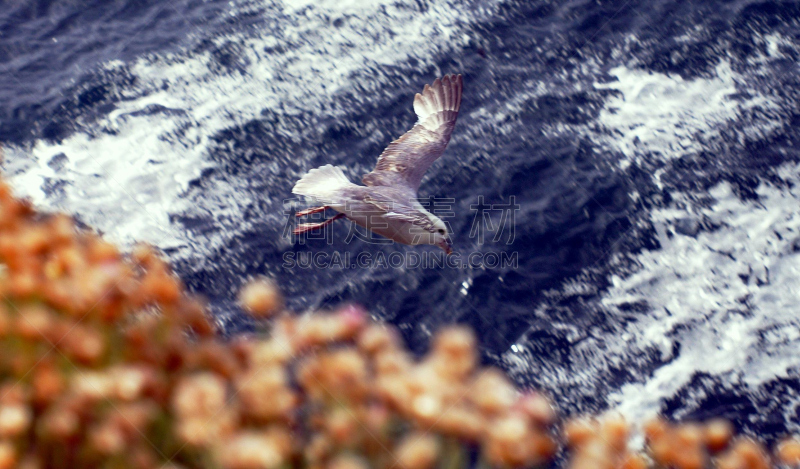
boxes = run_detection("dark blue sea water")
[3,0,800,456]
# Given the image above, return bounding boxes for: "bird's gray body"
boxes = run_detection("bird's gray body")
[332,185,443,246]
[292,74,463,253]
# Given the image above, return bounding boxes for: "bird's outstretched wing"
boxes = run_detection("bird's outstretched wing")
[362,74,463,194]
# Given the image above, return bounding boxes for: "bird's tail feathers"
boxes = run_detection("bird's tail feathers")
[292,164,355,205]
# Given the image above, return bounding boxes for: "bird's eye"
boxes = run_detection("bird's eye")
[437,229,445,235]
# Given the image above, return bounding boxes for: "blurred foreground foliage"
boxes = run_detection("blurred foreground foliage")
[0,178,798,469]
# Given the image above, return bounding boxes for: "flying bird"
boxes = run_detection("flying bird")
[292,74,463,254]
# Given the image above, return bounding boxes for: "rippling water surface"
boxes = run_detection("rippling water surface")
[3,0,800,454]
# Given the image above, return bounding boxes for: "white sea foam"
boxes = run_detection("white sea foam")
[6,0,478,256]
[592,60,781,172]
[500,166,800,435]
[586,44,797,427]
[501,36,797,431]
[605,166,800,429]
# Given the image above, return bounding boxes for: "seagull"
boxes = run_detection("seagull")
[292,74,463,254]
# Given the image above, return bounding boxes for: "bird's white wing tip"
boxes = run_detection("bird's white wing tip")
[413,74,462,121]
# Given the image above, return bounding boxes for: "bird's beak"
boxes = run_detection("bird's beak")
[440,237,453,255]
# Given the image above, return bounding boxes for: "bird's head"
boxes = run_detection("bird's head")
[430,217,453,255]
[410,211,453,254]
